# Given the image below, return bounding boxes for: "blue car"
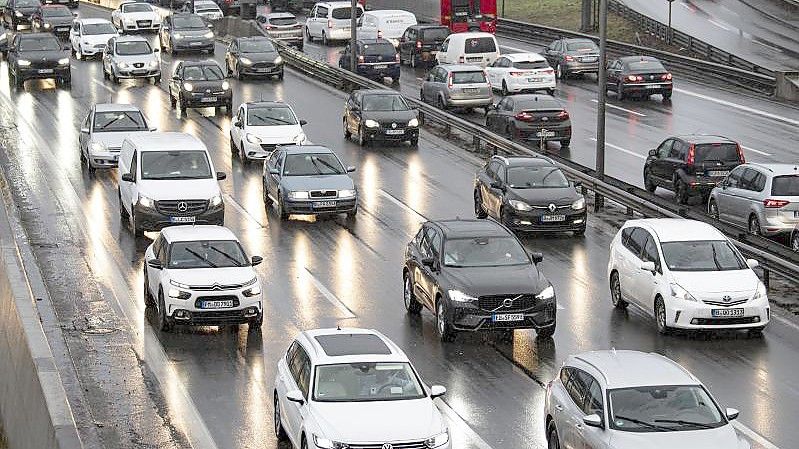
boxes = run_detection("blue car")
[339,38,400,85]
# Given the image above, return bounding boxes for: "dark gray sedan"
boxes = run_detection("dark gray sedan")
[159,13,214,54]
[262,145,358,220]
[542,38,599,79]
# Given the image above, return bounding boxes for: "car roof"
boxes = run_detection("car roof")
[19,32,59,39]
[671,134,738,145]
[503,52,547,62]
[77,18,113,24]
[194,0,217,4]
[160,225,238,243]
[623,218,726,242]
[439,64,484,72]
[618,55,662,63]
[357,38,392,45]
[235,36,271,42]
[299,328,409,365]
[493,155,556,167]
[431,219,513,239]
[568,350,699,389]
[562,37,595,43]
[125,132,206,152]
[94,103,143,112]
[745,163,799,175]
[409,24,447,29]
[280,144,333,155]
[41,4,69,8]
[180,59,222,67]
[320,1,359,7]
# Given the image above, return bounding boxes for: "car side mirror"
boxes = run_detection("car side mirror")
[489,180,503,190]
[79,127,89,133]
[583,414,603,428]
[648,149,658,157]
[251,255,263,266]
[640,261,656,272]
[346,166,356,173]
[121,173,135,183]
[726,408,739,421]
[286,390,304,404]
[299,119,307,126]
[746,259,759,269]
[269,168,280,175]
[573,180,582,188]
[531,252,543,264]
[154,47,160,52]
[216,171,226,180]
[430,385,446,398]
[421,257,435,269]
[149,127,157,132]
[72,11,78,18]
[146,259,163,270]
[172,74,180,80]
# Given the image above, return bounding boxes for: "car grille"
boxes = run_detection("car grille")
[137,20,152,27]
[189,282,249,291]
[30,60,58,69]
[379,121,406,130]
[132,62,145,68]
[309,190,337,198]
[530,203,571,210]
[692,317,759,326]
[194,296,240,308]
[702,298,749,307]
[477,294,536,312]
[347,441,427,449]
[155,199,208,216]
[252,62,275,69]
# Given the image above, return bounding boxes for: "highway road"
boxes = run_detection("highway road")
[1,3,799,449]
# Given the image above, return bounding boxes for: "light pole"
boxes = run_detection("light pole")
[350,0,358,73]
[594,0,607,211]
[667,0,674,44]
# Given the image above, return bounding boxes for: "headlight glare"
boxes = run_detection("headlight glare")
[89,141,106,154]
[536,285,555,300]
[448,289,477,302]
[288,191,309,200]
[670,283,697,302]
[338,189,356,198]
[243,284,261,297]
[221,80,230,90]
[17,59,31,66]
[425,430,449,448]
[167,287,191,299]
[274,55,283,65]
[203,30,214,39]
[118,61,130,69]
[15,11,23,17]
[58,57,70,65]
[239,57,253,65]
[408,117,419,127]
[148,59,159,68]
[138,195,155,208]
[364,119,379,128]
[571,197,585,210]
[210,195,223,207]
[183,82,193,91]
[509,199,532,211]
[753,282,767,301]
[312,435,347,449]
[294,132,306,144]
[173,32,183,39]
[44,23,51,28]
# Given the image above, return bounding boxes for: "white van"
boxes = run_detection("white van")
[357,10,417,47]
[436,32,499,67]
[305,1,364,46]
[117,132,226,237]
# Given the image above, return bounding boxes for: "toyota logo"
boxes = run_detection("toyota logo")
[548,203,557,212]
[177,201,188,212]
[382,444,393,449]
[722,295,732,303]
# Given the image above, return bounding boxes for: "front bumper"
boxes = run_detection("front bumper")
[18,66,70,80]
[165,291,262,325]
[239,63,283,77]
[115,66,160,79]
[87,149,121,168]
[240,139,296,160]
[122,21,161,32]
[514,123,571,142]
[504,207,586,232]
[447,298,557,331]
[183,90,232,108]
[283,197,358,215]
[363,125,419,142]
[133,204,224,231]
[80,45,106,57]
[173,38,214,52]
[356,63,400,80]
[666,298,769,330]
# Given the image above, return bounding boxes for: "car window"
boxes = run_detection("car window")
[421,27,448,42]
[739,168,760,192]
[657,139,673,158]
[122,2,151,12]
[641,235,661,272]
[513,60,549,69]
[626,228,647,259]
[130,150,138,178]
[661,240,746,272]
[443,236,529,268]
[694,143,740,163]
[507,166,569,189]
[93,110,148,132]
[172,15,207,29]
[18,35,60,51]
[418,226,432,257]
[116,40,152,56]
[182,65,224,81]
[140,150,212,180]
[726,166,744,188]
[167,240,249,269]
[268,16,297,26]
[578,372,603,415]
[451,71,486,84]
[440,38,448,52]
[362,94,409,111]
[608,385,725,432]
[567,40,596,52]
[330,5,361,19]
[425,227,442,257]
[267,148,281,168]
[82,22,117,35]
[240,39,275,53]
[464,37,496,53]
[247,105,297,126]
[564,368,588,408]
[42,7,71,17]
[314,362,425,402]
[771,175,799,196]
[621,227,634,246]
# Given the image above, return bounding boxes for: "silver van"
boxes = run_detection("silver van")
[420,64,493,112]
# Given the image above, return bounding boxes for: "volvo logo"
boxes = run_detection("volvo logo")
[548,203,557,212]
[382,444,393,449]
[503,298,514,307]
[722,295,732,303]
[177,201,188,212]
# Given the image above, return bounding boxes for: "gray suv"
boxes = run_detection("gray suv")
[708,163,799,237]
[420,64,492,112]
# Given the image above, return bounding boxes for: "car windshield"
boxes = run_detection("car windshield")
[507,166,569,188]
[268,16,296,26]
[661,240,746,272]
[694,143,740,163]
[513,60,549,69]
[17,0,39,6]
[314,362,425,402]
[566,41,596,51]
[362,94,409,111]
[421,27,448,41]
[283,153,345,176]
[116,40,151,55]
[195,3,219,12]
[42,7,71,17]
[182,65,224,81]
[626,60,665,72]
[771,175,799,196]
[173,16,207,29]
[140,150,212,180]
[609,385,725,432]
[443,236,529,267]
[168,240,249,269]
[83,22,117,35]
[93,111,147,132]
[361,42,395,55]
[331,6,362,19]
[122,3,151,12]
[451,71,486,84]
[247,106,297,126]
[240,40,275,53]
[18,36,60,51]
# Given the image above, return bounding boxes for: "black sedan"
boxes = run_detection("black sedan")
[168,60,232,114]
[343,89,419,147]
[474,155,586,235]
[6,32,70,88]
[486,94,572,147]
[3,0,41,30]
[606,55,673,100]
[224,36,283,80]
[403,219,557,341]
[31,5,73,36]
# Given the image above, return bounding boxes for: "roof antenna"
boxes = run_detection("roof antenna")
[336,324,341,331]
[611,347,617,355]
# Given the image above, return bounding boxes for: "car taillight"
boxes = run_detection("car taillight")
[358,55,364,63]
[509,71,525,77]
[458,56,464,63]
[447,72,453,89]
[661,73,672,80]
[736,144,746,163]
[327,19,333,28]
[557,110,569,120]
[543,69,554,75]
[515,112,534,121]
[626,75,643,82]
[564,55,574,61]
[416,40,422,49]
[395,53,400,62]
[763,199,790,208]
[686,144,695,165]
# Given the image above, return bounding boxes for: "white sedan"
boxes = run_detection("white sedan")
[485,52,556,96]
[69,18,119,59]
[111,1,162,33]
[230,101,307,163]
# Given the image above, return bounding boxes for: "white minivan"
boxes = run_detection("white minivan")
[436,31,499,67]
[117,132,226,237]
[357,10,417,48]
[305,1,364,46]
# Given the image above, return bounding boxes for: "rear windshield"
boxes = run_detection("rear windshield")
[513,60,549,70]
[269,16,297,26]
[361,42,395,55]
[566,41,596,51]
[464,37,496,54]
[516,99,561,111]
[771,175,799,196]
[421,28,449,41]
[694,143,740,163]
[16,0,40,6]
[42,7,71,17]
[331,6,362,19]
[451,71,486,84]
[626,60,666,72]
[195,4,220,12]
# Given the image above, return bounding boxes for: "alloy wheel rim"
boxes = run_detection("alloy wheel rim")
[793,236,799,251]
[612,275,621,304]
[657,302,666,329]
[437,304,445,335]
[710,202,718,218]
[274,396,280,435]
[404,276,411,307]
[750,218,760,235]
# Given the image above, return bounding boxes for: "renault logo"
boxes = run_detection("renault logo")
[548,203,557,212]
[177,201,188,212]
[382,444,393,449]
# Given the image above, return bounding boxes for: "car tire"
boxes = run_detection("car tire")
[346,206,357,219]
[791,232,799,252]
[305,26,313,42]
[610,271,628,309]
[655,297,672,335]
[501,81,509,97]
[500,207,513,228]
[276,195,289,221]
[103,67,110,80]
[118,190,129,218]
[537,322,556,338]
[110,70,119,84]
[321,31,328,46]
[262,181,272,206]
[748,215,762,236]
[547,422,561,449]
[409,136,418,147]
[403,271,422,314]
[169,88,176,108]
[474,190,487,218]
[556,63,564,80]
[239,142,248,164]
[617,82,625,100]
[143,268,156,307]
[748,326,765,338]
[663,91,672,100]
[156,291,174,332]
[546,88,555,95]
[153,75,161,84]
[131,210,144,237]
[560,139,570,148]
[225,60,232,76]
[179,96,188,114]
[644,169,657,193]
[437,95,448,111]
[343,118,351,139]
[410,54,417,68]
[573,227,585,237]
[357,126,366,147]
[274,392,288,441]
[436,299,456,342]
[249,313,263,329]
[708,198,719,219]
[675,179,689,205]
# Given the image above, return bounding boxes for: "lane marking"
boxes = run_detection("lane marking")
[589,137,646,160]
[590,99,647,117]
[674,88,799,127]
[90,78,114,94]
[741,146,772,157]
[708,19,732,31]
[731,421,780,449]
[772,312,799,333]
[223,193,265,228]
[378,189,428,222]
[303,267,357,319]
[751,40,783,52]
[435,398,495,449]
[500,44,533,53]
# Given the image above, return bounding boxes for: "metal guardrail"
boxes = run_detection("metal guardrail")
[496,18,777,96]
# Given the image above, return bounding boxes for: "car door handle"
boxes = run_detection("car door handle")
[575,423,583,429]
[554,404,563,411]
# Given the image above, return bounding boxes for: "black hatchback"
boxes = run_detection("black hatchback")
[398,25,449,68]
[168,60,232,114]
[486,94,572,148]
[338,38,400,84]
[606,55,673,100]
[342,89,420,147]
[402,219,557,342]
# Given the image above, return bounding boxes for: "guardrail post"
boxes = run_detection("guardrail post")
[763,268,770,290]
[473,136,481,152]
[626,206,634,217]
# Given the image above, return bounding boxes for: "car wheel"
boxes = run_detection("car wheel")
[357,126,366,147]
[305,26,313,42]
[131,210,144,237]
[644,169,657,193]
[13,72,23,89]
[560,139,570,148]
[153,76,161,85]
[436,300,456,342]
[225,60,232,76]
[276,195,289,221]
[537,322,555,338]
[179,96,188,114]
[655,297,672,335]
[274,392,288,441]
[437,95,448,111]
[321,31,328,46]
[156,290,174,332]
[663,91,672,100]
[617,82,625,100]
[500,207,513,228]
[239,142,248,164]
[343,118,351,139]
[474,190,487,218]
[748,215,762,236]
[249,313,263,329]
[747,326,765,338]
[110,70,119,84]
[708,198,719,219]
[143,268,156,307]
[262,181,272,206]
[556,63,564,80]
[410,54,417,68]
[403,272,422,314]
[169,88,176,108]
[610,271,628,309]
[103,66,110,80]
[791,232,799,252]
[675,179,689,205]
[118,190,129,218]
[410,136,419,147]
[547,422,560,449]
[501,81,509,97]
[546,88,555,95]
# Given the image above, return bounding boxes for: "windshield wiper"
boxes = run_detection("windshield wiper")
[184,248,218,268]
[710,244,723,270]
[310,157,342,175]
[100,112,140,130]
[613,415,674,432]
[208,246,242,267]
[653,419,716,429]
[251,114,294,126]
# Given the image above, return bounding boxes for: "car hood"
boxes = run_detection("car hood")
[91,130,149,150]
[362,109,417,123]
[240,51,279,63]
[670,269,759,295]
[245,124,303,141]
[173,28,213,38]
[138,178,220,201]
[44,17,73,27]
[20,49,69,61]
[183,79,226,91]
[443,264,547,297]
[279,175,354,192]
[120,11,160,22]
[310,398,444,443]
[507,186,580,206]
[169,267,256,286]
[81,33,117,46]
[609,426,747,449]
[113,52,158,65]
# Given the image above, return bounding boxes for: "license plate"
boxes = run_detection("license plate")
[256,68,270,72]
[385,129,404,135]
[201,300,234,309]
[463,88,479,94]
[190,41,203,46]
[647,85,659,89]
[201,97,217,102]
[313,201,336,208]
[38,69,54,74]
[580,57,597,62]
[711,308,744,318]
[170,216,196,223]
[542,215,566,222]
[373,64,387,70]
[493,313,524,322]
[537,131,556,137]
[708,170,730,177]
[528,77,542,83]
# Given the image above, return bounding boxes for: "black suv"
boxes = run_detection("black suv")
[168,60,232,114]
[644,135,745,204]
[338,38,400,84]
[343,89,420,147]
[402,219,557,342]
[3,0,42,30]
[474,156,586,235]
[6,32,71,88]
[398,25,449,68]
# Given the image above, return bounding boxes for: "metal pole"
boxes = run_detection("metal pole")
[594,0,607,211]
[350,0,358,73]
[501,0,505,18]
[667,0,673,44]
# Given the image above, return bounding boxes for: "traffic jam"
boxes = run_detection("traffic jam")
[0,0,796,448]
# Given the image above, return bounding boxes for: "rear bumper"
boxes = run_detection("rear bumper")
[563,61,599,73]
[356,63,400,80]
[514,123,571,142]
[620,82,672,95]
[448,96,493,107]
[505,76,556,92]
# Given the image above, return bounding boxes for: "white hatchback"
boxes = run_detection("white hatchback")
[274,328,450,449]
[230,101,307,163]
[607,218,769,335]
[70,18,119,59]
[485,52,556,96]
[111,1,162,33]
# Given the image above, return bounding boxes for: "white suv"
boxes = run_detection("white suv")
[229,101,307,164]
[305,1,363,46]
[143,225,263,331]
[274,328,450,449]
[607,218,769,335]
[545,350,749,449]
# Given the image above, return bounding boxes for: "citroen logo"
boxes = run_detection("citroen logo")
[723,295,732,303]
[177,201,188,212]
[381,444,393,449]
[548,203,557,212]
[212,283,221,291]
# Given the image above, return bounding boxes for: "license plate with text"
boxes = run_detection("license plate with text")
[493,313,524,322]
[201,300,234,309]
[542,215,565,222]
[170,216,195,223]
[711,308,744,317]
[313,201,336,208]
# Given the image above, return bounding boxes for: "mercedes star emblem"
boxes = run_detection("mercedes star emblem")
[548,203,557,212]
[177,201,188,212]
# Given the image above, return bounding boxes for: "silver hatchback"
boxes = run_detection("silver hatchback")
[420,64,493,112]
[708,163,799,236]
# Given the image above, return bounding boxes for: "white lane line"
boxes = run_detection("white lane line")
[731,421,781,449]
[304,267,357,319]
[752,40,783,52]
[90,78,114,94]
[435,398,495,449]
[741,146,772,157]
[674,88,799,127]
[378,189,428,222]
[590,99,647,117]
[223,193,265,227]
[589,137,646,160]
[708,19,732,31]
[500,44,532,53]
[772,312,799,333]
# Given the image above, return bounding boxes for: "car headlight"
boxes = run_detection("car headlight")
[118,61,131,69]
[209,194,223,207]
[183,82,193,91]
[138,195,155,209]
[752,282,767,301]
[288,191,309,200]
[15,11,22,17]
[167,287,191,299]
[408,117,419,127]
[670,283,697,302]
[571,197,585,210]
[338,189,356,198]
[509,199,533,211]
[313,435,347,449]
[425,431,449,448]
[274,55,283,65]
[203,31,214,39]
[364,119,380,128]
[294,132,306,144]
[44,23,51,28]
[448,289,477,302]
[89,141,106,154]
[58,57,70,65]
[17,59,31,67]
[221,80,230,90]
[148,59,159,68]
[239,56,253,65]
[536,285,555,300]
[169,279,190,289]
[173,33,183,39]
[82,41,90,46]
[242,283,261,297]
[245,133,262,144]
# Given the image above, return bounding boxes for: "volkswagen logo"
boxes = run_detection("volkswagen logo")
[548,203,557,212]
[541,116,549,121]
[723,295,732,303]
[391,123,397,129]
[382,444,393,449]
[177,201,188,212]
